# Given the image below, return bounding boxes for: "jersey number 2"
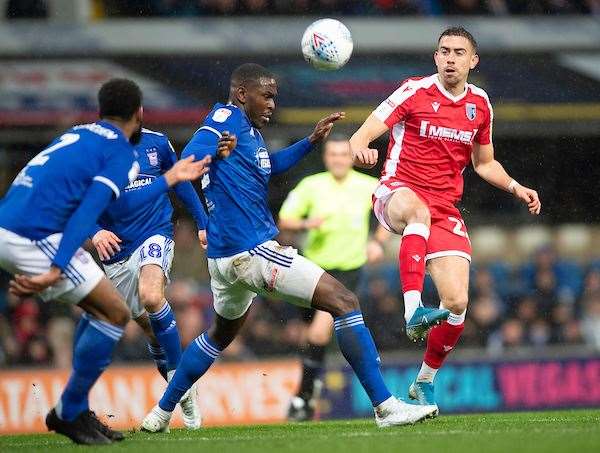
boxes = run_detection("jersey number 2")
[28,133,80,167]
[448,216,469,239]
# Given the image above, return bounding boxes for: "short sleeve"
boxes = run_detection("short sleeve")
[475,101,493,145]
[372,80,416,128]
[279,179,312,220]
[93,142,138,199]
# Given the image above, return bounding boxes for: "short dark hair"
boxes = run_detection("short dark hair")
[230,63,275,88]
[98,78,142,121]
[438,26,477,52]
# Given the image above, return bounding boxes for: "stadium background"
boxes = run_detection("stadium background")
[1,0,600,433]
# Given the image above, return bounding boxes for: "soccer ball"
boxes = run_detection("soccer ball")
[301,19,353,71]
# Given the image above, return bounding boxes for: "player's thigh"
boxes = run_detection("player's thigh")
[138,264,166,311]
[244,242,325,309]
[78,276,131,327]
[209,255,257,321]
[0,229,112,312]
[307,309,334,345]
[427,256,470,314]
[103,259,145,319]
[374,187,431,234]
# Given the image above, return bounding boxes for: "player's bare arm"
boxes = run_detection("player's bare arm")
[308,112,345,144]
[471,142,541,215]
[92,229,122,261]
[349,113,388,168]
[9,266,62,297]
[164,155,211,186]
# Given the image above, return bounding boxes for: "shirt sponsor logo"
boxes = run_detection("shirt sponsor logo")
[212,108,232,123]
[256,147,271,170]
[125,173,154,190]
[466,103,477,121]
[419,120,477,144]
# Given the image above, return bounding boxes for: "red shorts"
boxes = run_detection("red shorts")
[373,180,472,262]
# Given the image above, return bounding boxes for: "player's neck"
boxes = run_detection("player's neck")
[100,117,130,138]
[437,75,467,97]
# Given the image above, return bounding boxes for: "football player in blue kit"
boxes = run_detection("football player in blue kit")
[89,128,216,429]
[0,79,209,444]
[141,64,438,432]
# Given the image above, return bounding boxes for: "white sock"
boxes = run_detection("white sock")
[404,290,422,322]
[154,404,173,417]
[447,309,466,326]
[416,362,438,383]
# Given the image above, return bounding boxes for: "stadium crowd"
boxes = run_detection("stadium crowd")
[1,218,599,368]
[5,0,600,19]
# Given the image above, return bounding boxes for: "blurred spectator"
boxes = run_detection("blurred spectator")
[6,0,47,19]
[1,250,599,368]
[98,0,596,16]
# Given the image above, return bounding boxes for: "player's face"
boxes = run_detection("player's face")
[323,140,353,179]
[434,36,479,88]
[245,78,277,129]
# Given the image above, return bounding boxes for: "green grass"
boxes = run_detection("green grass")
[2,410,600,453]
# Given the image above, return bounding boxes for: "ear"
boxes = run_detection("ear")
[235,86,247,105]
[433,50,439,66]
[470,53,479,70]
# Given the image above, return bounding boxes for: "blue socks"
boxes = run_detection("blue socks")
[334,311,392,407]
[148,343,168,380]
[159,332,220,412]
[149,301,182,371]
[57,314,123,421]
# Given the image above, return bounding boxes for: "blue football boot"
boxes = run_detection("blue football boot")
[406,306,450,341]
[408,381,439,418]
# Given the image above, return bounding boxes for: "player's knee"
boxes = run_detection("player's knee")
[442,294,468,315]
[108,303,131,327]
[139,288,164,313]
[408,206,431,226]
[328,289,360,317]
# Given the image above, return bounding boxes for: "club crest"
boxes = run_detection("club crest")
[466,103,477,121]
[147,151,158,166]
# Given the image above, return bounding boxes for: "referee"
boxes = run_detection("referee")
[278,135,388,421]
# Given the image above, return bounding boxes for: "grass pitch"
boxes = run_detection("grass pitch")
[2,410,599,453]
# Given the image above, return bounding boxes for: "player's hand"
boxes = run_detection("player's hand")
[513,185,541,215]
[303,217,325,229]
[9,266,62,297]
[198,229,208,250]
[366,240,385,264]
[217,131,237,159]
[165,155,211,186]
[308,112,345,144]
[353,148,378,169]
[92,229,122,261]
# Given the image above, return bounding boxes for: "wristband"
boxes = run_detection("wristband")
[507,179,520,193]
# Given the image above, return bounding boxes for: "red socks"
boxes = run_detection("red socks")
[424,321,465,369]
[399,223,429,293]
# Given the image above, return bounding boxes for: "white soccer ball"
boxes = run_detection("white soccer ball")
[301,19,353,71]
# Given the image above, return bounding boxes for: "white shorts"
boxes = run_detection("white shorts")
[0,227,104,304]
[208,240,324,320]
[102,234,174,319]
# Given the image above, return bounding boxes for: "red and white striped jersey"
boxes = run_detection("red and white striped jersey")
[373,74,493,205]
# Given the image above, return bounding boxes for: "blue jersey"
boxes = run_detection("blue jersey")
[0,121,137,241]
[182,104,279,258]
[97,129,206,264]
